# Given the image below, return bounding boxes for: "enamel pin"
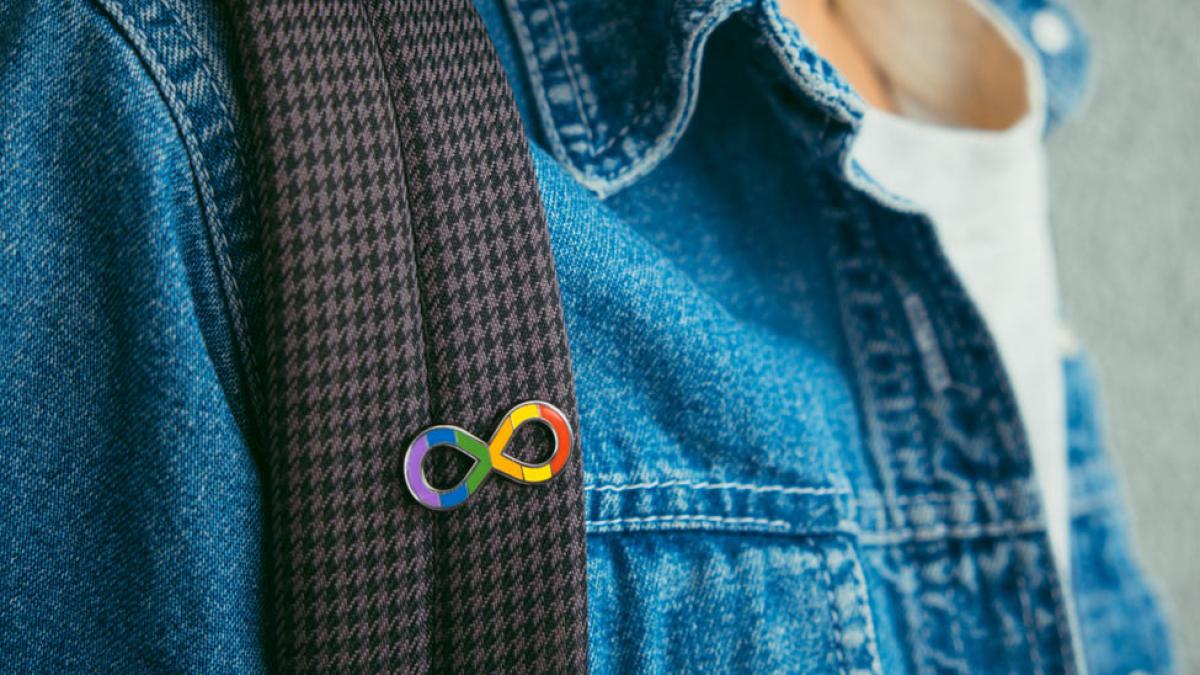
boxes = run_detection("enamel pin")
[403,400,574,510]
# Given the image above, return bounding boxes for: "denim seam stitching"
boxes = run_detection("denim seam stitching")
[503,0,574,182]
[853,518,1043,545]
[942,597,969,673]
[841,541,885,674]
[587,87,661,156]
[585,481,1040,505]
[584,512,1046,545]
[90,0,263,430]
[584,481,847,496]
[151,0,264,427]
[582,0,742,158]
[817,546,849,675]
[587,514,792,530]
[1016,574,1046,675]
[505,0,751,196]
[857,482,1039,505]
[756,2,862,124]
[878,550,932,675]
[153,0,251,183]
[1043,547,1076,672]
[586,0,746,192]
[539,0,597,148]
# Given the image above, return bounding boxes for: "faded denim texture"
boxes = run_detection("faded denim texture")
[0,0,1171,673]
[0,0,263,671]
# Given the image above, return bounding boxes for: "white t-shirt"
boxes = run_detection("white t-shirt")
[846,7,1069,572]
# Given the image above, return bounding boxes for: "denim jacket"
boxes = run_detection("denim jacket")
[0,0,1173,673]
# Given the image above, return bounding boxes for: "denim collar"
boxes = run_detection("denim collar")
[503,0,1089,198]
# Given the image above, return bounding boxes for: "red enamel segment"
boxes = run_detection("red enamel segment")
[541,404,572,474]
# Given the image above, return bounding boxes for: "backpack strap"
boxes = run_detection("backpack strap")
[230,2,588,671]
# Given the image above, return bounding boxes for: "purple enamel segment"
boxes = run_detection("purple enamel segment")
[404,434,440,508]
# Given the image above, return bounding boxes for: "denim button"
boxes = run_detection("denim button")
[1031,8,1072,55]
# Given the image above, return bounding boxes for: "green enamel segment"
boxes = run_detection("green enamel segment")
[455,429,492,493]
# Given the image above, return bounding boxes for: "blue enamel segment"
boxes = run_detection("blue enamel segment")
[426,427,456,448]
[438,483,469,509]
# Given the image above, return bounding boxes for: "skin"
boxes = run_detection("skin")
[778,0,897,112]
[778,0,1029,129]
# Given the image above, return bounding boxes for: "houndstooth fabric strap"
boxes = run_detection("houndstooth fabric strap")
[229,2,588,672]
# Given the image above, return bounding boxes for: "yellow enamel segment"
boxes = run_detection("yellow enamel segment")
[522,463,552,483]
[489,418,522,478]
[509,403,540,427]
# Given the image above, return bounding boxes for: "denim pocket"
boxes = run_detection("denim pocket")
[584,479,869,672]
[588,530,879,673]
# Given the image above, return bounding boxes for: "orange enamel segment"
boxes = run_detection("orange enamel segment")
[489,416,514,451]
[541,404,572,474]
[489,417,522,479]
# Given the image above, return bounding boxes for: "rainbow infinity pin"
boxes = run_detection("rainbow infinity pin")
[403,401,573,510]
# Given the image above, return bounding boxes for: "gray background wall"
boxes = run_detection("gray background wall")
[1046,1,1199,670]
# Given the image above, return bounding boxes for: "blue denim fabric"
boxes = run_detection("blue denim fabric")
[0,0,1171,673]
[489,0,1170,672]
[1064,354,1175,674]
[0,0,263,671]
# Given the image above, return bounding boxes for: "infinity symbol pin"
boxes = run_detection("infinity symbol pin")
[403,401,574,510]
